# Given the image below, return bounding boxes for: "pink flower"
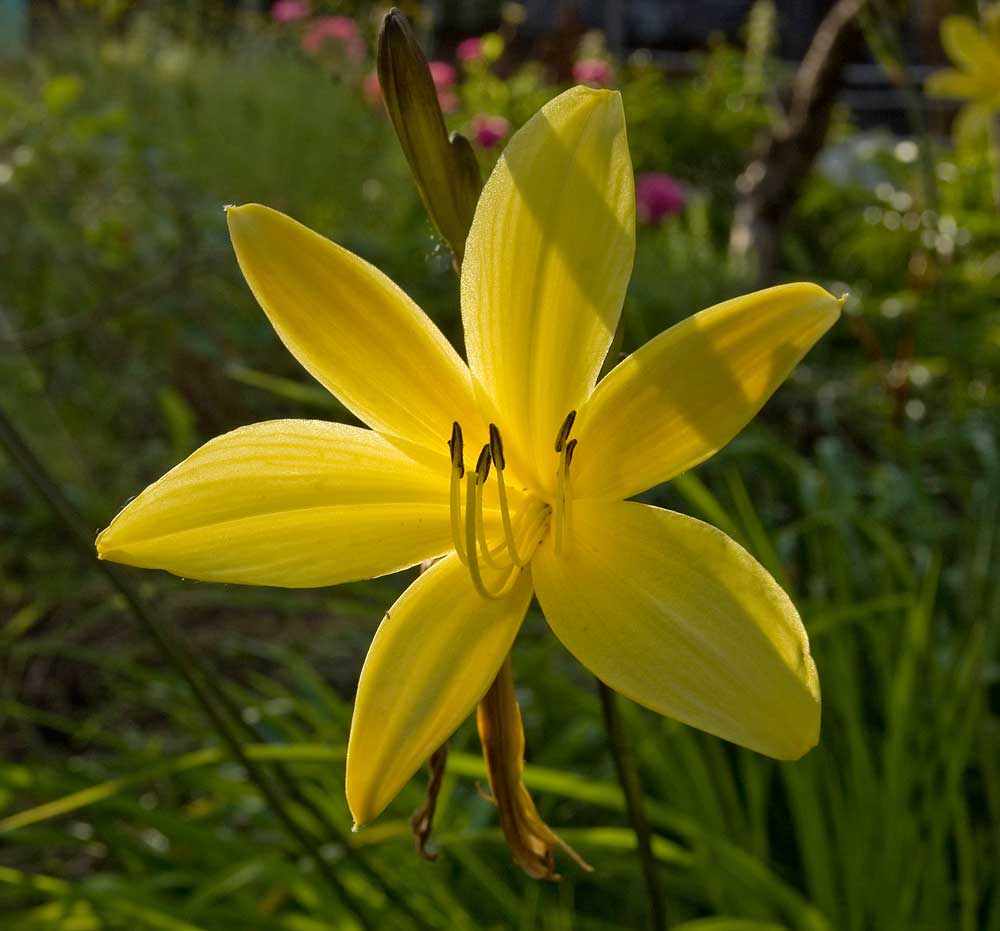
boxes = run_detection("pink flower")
[302,16,365,62]
[428,61,457,89]
[363,70,382,108]
[472,114,511,149]
[271,0,310,23]
[572,58,614,87]
[456,37,483,63]
[437,88,459,114]
[635,172,686,225]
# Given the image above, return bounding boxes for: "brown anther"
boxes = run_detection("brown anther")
[565,438,578,469]
[554,411,577,453]
[488,423,506,470]
[475,444,492,483]
[449,421,464,477]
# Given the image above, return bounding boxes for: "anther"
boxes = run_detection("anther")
[553,436,578,557]
[475,444,492,484]
[565,438,578,469]
[489,424,525,567]
[488,423,506,470]
[449,423,467,565]
[449,422,464,477]
[554,411,577,453]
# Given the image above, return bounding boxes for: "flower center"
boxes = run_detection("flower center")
[447,413,578,600]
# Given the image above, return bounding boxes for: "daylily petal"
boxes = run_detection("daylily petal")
[346,555,533,825]
[532,500,820,760]
[571,283,841,501]
[941,15,997,72]
[227,204,485,452]
[461,86,635,492]
[925,67,981,100]
[97,420,457,587]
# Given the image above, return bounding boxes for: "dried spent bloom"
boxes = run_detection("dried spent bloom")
[472,113,511,149]
[271,0,309,24]
[636,171,687,224]
[97,86,837,835]
[302,15,364,61]
[572,58,614,88]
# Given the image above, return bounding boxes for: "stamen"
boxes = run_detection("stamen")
[489,424,526,568]
[554,410,577,453]
[563,438,577,531]
[553,437,578,556]
[465,469,520,600]
[475,469,504,570]
[475,443,492,483]
[488,423,505,471]
[564,438,578,470]
[449,423,467,565]
[448,422,465,478]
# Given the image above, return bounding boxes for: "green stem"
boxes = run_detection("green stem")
[597,681,666,931]
[0,406,426,931]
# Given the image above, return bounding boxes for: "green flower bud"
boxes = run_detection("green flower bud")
[377,9,482,267]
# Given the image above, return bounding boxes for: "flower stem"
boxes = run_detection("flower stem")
[0,405,428,931]
[597,680,666,930]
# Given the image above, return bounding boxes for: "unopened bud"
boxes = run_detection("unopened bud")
[377,9,482,266]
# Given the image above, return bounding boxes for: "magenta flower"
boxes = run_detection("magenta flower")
[302,16,365,61]
[437,89,459,114]
[572,59,614,87]
[363,71,383,107]
[456,37,484,63]
[428,62,459,112]
[271,0,310,23]
[635,172,687,225]
[472,114,511,149]
[428,60,458,89]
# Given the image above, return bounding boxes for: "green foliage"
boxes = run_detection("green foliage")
[2,4,998,930]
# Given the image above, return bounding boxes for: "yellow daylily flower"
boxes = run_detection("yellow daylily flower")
[927,11,1000,115]
[97,86,841,830]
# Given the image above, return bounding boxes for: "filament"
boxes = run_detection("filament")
[489,424,526,568]
[495,468,526,566]
[466,472,520,601]
[553,435,577,557]
[476,477,504,570]
[449,422,467,565]
[450,455,467,565]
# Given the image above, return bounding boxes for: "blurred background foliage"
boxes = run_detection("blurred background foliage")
[1,1,998,929]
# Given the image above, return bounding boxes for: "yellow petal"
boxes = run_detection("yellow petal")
[572,283,841,501]
[461,86,635,493]
[227,204,485,453]
[346,556,533,825]
[97,420,456,587]
[941,15,997,72]
[532,500,820,760]
[925,67,980,100]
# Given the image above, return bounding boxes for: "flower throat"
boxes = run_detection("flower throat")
[447,412,578,600]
